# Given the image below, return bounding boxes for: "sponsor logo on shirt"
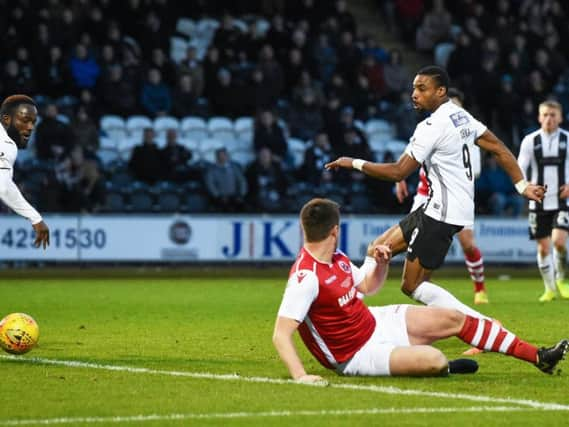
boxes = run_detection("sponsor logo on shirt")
[339,277,351,288]
[450,111,470,127]
[338,287,356,307]
[338,261,351,273]
[324,275,337,285]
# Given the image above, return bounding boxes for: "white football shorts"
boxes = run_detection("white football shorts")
[339,304,411,376]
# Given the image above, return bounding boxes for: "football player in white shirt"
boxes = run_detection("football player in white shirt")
[396,88,489,307]
[0,95,49,248]
[273,198,567,382]
[326,66,545,321]
[518,100,569,302]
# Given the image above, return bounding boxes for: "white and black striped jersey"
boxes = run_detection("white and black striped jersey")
[0,125,42,224]
[518,127,569,212]
[404,100,487,227]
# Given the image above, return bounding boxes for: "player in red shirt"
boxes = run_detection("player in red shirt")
[273,198,567,382]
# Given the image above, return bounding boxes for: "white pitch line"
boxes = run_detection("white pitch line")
[2,355,569,412]
[0,406,548,426]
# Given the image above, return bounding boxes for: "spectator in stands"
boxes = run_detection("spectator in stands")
[336,31,361,85]
[284,49,306,94]
[210,68,244,118]
[128,128,163,184]
[383,49,410,102]
[160,128,193,182]
[69,43,100,92]
[301,131,336,185]
[213,14,240,61]
[322,93,342,135]
[495,75,521,150]
[2,60,35,98]
[147,48,177,86]
[257,45,284,106]
[350,74,377,119]
[476,154,523,217]
[70,105,99,155]
[179,45,205,97]
[246,146,287,212]
[203,47,224,98]
[99,65,139,117]
[140,68,171,117]
[394,0,424,45]
[291,71,325,106]
[36,45,71,98]
[55,146,104,213]
[288,90,324,142]
[15,47,35,92]
[415,0,451,52]
[330,0,357,33]
[359,54,385,97]
[327,106,366,151]
[312,34,337,84]
[204,147,248,212]
[138,11,169,57]
[34,103,72,161]
[253,109,288,164]
[171,74,199,118]
[266,14,289,61]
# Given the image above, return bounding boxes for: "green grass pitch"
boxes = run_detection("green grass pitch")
[1,268,569,426]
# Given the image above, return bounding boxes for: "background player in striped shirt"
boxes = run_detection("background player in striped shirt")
[0,95,49,248]
[396,88,488,306]
[518,100,569,302]
[273,198,567,382]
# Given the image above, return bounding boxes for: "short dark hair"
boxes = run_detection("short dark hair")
[0,95,37,116]
[417,66,450,91]
[447,87,464,104]
[300,198,340,242]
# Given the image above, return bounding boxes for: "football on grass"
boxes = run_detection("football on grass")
[0,313,39,354]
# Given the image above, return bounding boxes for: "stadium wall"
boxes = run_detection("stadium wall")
[0,214,532,263]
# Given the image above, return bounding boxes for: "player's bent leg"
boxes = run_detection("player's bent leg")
[401,257,432,296]
[367,224,407,257]
[405,305,464,345]
[389,346,448,377]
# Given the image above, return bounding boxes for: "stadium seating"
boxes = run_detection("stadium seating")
[234,117,254,145]
[170,36,189,63]
[156,192,182,212]
[153,116,180,140]
[175,17,196,38]
[184,192,210,212]
[208,116,235,142]
[100,115,128,143]
[129,190,154,212]
[126,116,153,140]
[103,191,127,212]
[365,119,394,141]
[199,138,225,163]
[180,116,208,141]
[287,137,307,169]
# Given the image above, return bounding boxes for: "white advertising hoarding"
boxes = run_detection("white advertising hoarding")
[0,214,534,263]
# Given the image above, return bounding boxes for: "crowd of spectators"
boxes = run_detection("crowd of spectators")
[5,0,563,216]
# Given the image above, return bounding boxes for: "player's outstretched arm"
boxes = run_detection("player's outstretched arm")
[325,154,420,182]
[477,129,546,203]
[273,316,325,383]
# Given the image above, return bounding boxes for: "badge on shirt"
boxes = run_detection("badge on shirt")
[450,111,470,127]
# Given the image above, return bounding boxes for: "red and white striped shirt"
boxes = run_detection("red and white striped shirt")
[277,247,376,369]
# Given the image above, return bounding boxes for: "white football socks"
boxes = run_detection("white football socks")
[537,253,557,292]
[553,247,567,282]
[411,281,490,320]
